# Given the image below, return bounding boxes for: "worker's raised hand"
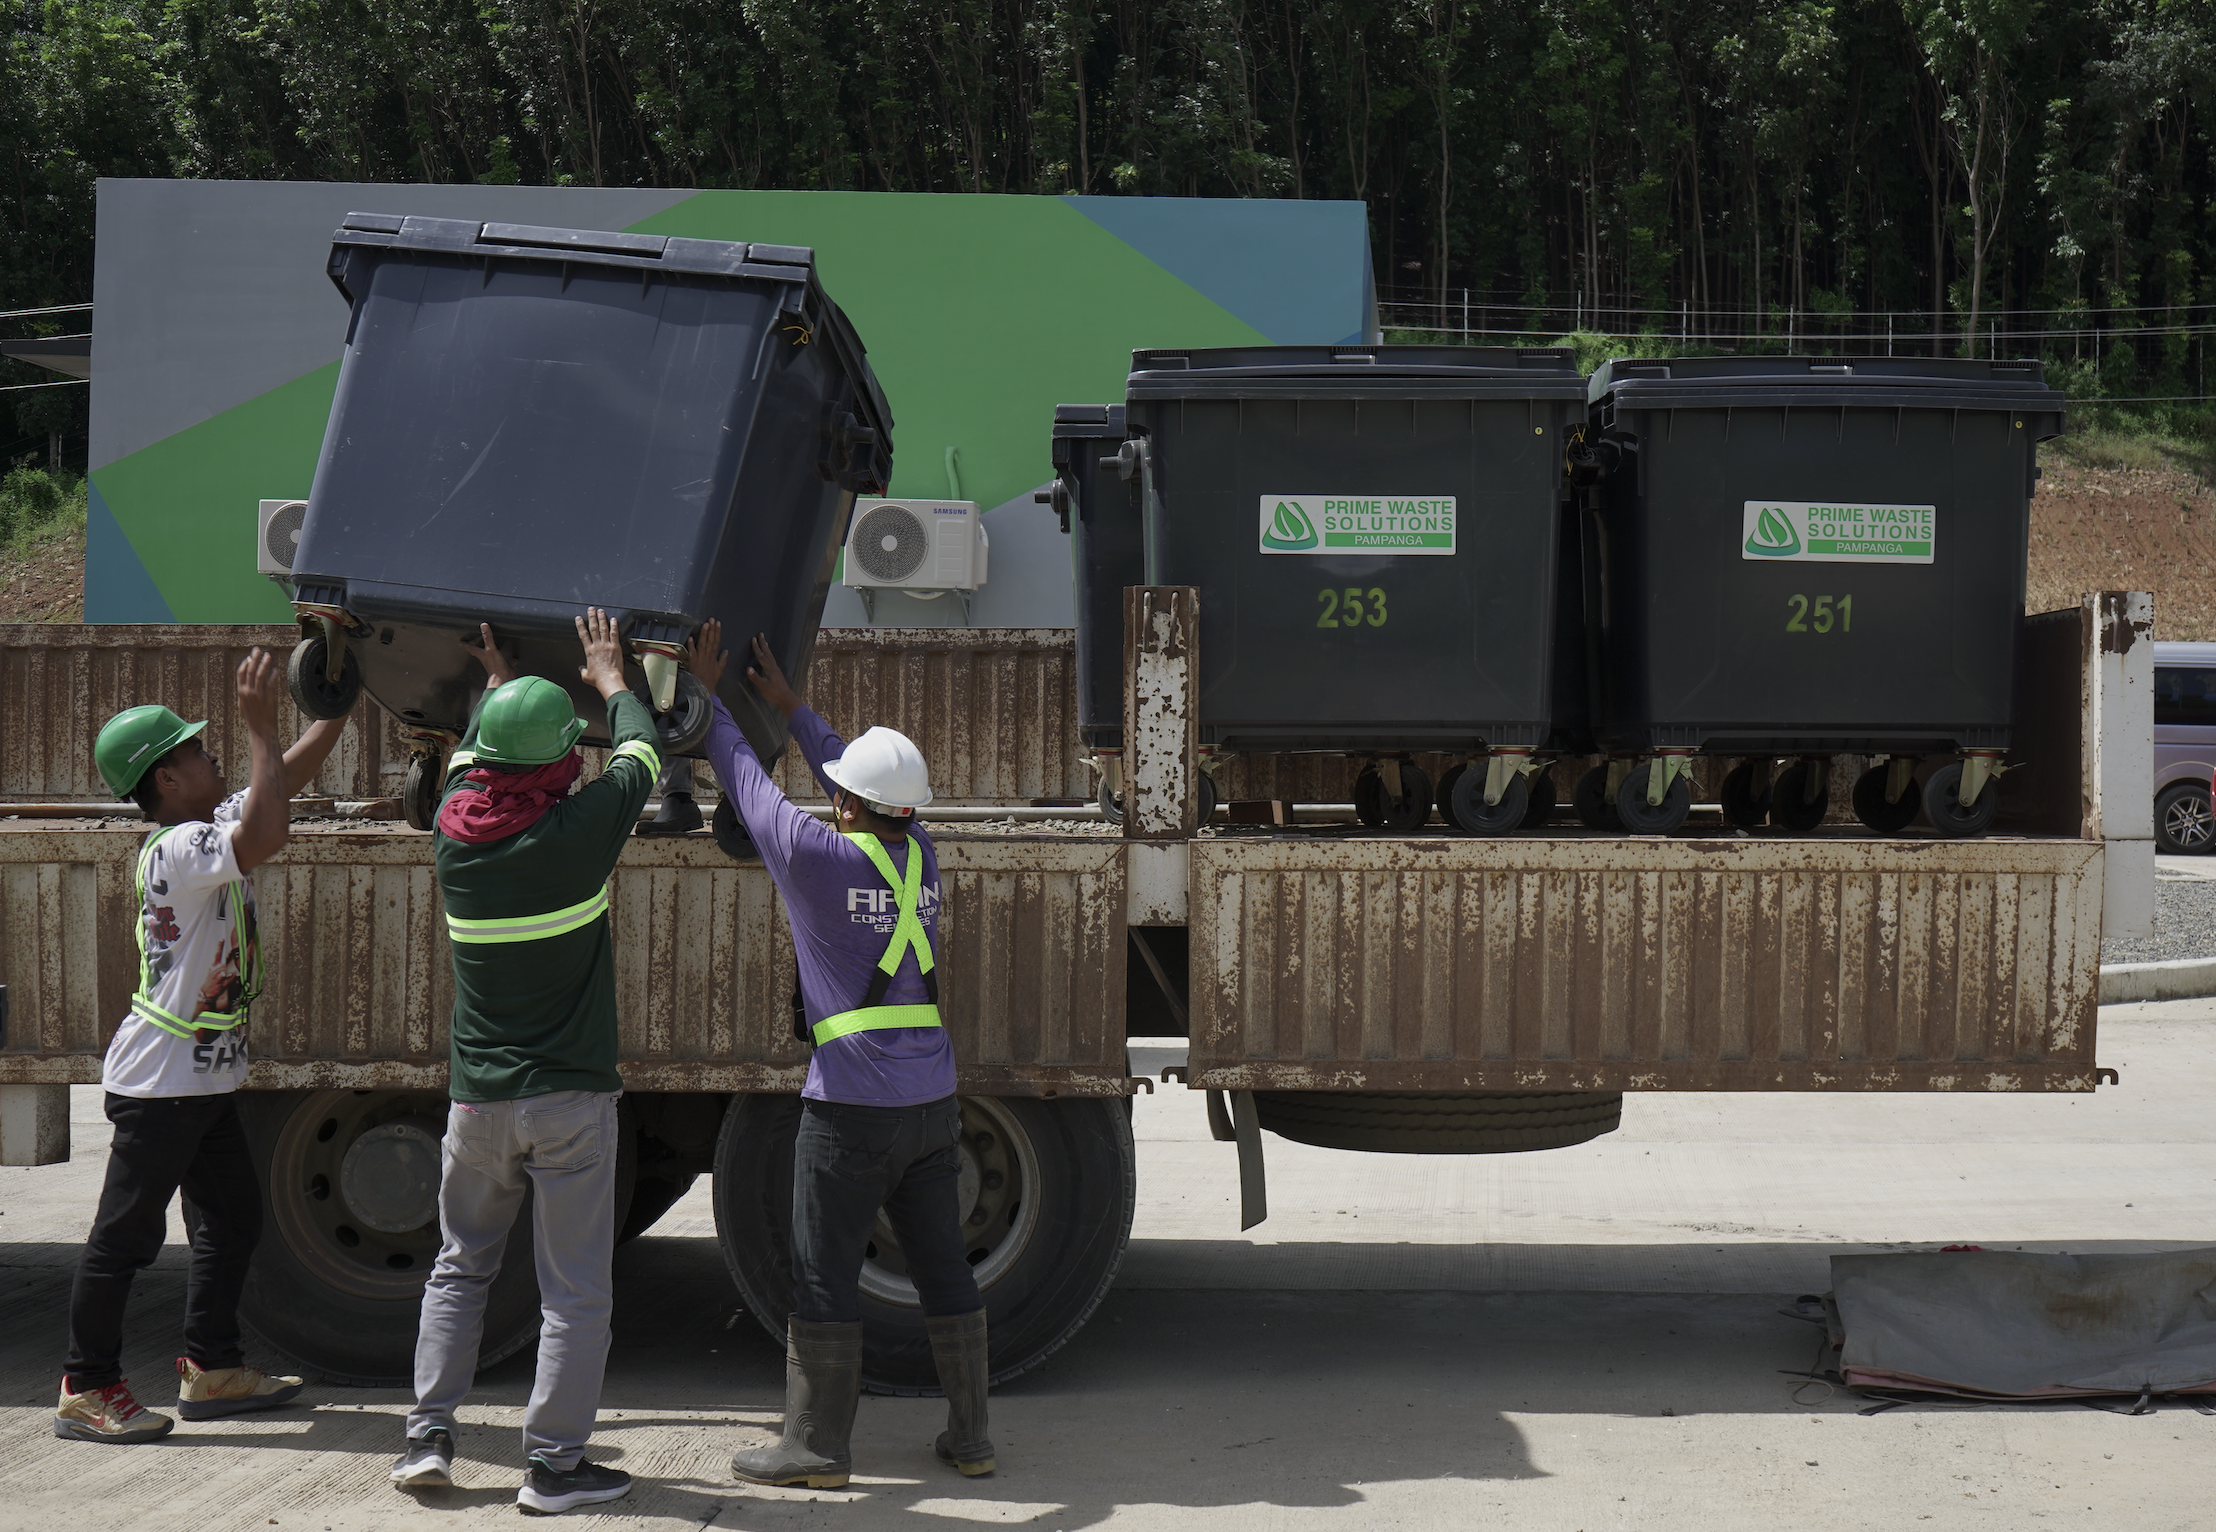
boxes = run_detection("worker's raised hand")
[575,607,629,701]
[461,622,515,689]
[236,646,284,740]
[687,619,727,694]
[746,634,802,719]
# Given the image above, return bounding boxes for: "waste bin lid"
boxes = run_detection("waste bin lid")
[328,213,891,449]
[1589,355,2067,421]
[1128,345,1585,400]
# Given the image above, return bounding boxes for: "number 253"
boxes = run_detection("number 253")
[1318,587,1388,629]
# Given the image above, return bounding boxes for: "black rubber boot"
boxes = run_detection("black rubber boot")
[636,759,704,837]
[927,1310,995,1477]
[731,1318,863,1488]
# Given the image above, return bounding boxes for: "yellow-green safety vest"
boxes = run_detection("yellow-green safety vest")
[130,825,261,1041]
[439,738,659,946]
[811,831,942,1047]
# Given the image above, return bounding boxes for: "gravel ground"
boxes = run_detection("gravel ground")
[2101,862,2216,964]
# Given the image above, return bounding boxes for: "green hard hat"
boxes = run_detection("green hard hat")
[96,705,207,798]
[475,677,587,766]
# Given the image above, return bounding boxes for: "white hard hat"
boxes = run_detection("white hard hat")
[822,726,934,811]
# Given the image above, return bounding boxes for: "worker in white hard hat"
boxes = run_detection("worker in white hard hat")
[688,620,992,1492]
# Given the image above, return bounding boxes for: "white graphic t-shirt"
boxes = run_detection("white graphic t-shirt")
[101,791,259,1098]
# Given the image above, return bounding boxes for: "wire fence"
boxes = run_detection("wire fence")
[1376,289,2216,391]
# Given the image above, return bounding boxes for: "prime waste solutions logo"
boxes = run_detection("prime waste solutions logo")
[1257,495,1456,555]
[1740,501,1935,565]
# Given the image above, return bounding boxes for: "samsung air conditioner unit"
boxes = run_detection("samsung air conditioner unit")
[841,499,988,620]
[258,499,308,579]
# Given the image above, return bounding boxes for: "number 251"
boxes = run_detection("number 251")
[1785,594,1852,633]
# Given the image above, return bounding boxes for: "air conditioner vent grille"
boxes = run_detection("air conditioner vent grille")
[851,503,929,583]
[264,501,306,571]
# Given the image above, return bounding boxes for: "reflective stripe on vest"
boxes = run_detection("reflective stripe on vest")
[131,826,258,1039]
[810,831,942,1047]
[610,738,662,776]
[445,887,610,944]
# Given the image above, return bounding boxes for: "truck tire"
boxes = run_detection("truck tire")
[234,1089,544,1386]
[712,1093,1135,1395]
[618,1171,697,1244]
[1253,1090,1622,1154]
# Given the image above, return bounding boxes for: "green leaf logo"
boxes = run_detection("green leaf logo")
[1261,500,1319,550]
[1745,505,1800,557]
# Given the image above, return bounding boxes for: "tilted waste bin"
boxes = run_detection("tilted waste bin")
[1576,356,2065,837]
[288,214,893,827]
[1117,345,1586,833]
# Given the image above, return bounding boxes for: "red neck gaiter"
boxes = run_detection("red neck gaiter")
[436,751,585,844]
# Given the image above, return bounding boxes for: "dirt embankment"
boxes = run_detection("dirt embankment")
[2029,451,2216,638]
[0,519,85,622]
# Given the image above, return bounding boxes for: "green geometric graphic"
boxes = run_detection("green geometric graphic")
[89,188,1370,621]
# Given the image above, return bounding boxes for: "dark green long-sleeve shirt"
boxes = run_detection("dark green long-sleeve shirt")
[434,689,659,1102]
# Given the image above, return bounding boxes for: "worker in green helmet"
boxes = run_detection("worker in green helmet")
[59,648,350,1444]
[394,608,664,1517]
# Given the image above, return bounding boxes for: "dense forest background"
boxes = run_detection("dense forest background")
[5,0,2214,469]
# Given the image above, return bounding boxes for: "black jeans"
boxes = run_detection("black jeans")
[64,1092,264,1389]
[791,1095,983,1324]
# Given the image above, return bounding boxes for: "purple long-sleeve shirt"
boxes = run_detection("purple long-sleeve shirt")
[705,699,957,1107]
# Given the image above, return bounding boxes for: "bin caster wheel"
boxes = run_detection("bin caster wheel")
[1852,764,1922,834]
[1572,765,1620,830]
[1614,761,1692,835]
[1097,772,1212,825]
[1519,767,1558,829]
[711,798,758,861]
[1354,763,1431,833]
[1718,763,1770,831]
[636,671,713,755]
[1922,761,1999,837]
[287,635,361,721]
[1448,766,1529,835]
[1433,762,1466,822]
[1770,759,1830,833]
[401,754,441,832]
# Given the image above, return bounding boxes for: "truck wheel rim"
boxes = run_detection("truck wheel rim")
[270,1090,446,1300]
[858,1096,1039,1307]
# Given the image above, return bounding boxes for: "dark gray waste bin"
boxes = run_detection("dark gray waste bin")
[288,213,892,813]
[1123,345,1585,833]
[1578,355,2064,836]
[1049,404,1139,752]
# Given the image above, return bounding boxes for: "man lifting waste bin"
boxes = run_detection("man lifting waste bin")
[690,618,994,1489]
[391,609,660,1515]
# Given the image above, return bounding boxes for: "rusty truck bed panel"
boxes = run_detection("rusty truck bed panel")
[0,825,1128,1096]
[1187,836,2104,1092]
[0,625,1089,807]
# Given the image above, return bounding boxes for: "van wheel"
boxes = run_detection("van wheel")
[713,1094,1135,1394]
[2156,781,2216,855]
[234,1090,541,1386]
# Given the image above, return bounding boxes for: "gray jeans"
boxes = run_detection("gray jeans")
[407,1089,619,1469]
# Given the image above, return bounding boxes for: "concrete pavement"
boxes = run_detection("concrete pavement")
[1,1003,2212,1528]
